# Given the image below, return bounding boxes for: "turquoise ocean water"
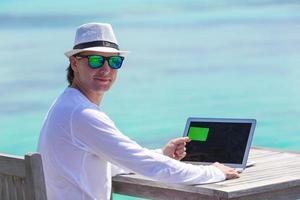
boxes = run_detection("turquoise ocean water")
[0,1,300,199]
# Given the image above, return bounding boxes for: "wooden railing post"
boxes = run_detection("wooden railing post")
[25,153,47,200]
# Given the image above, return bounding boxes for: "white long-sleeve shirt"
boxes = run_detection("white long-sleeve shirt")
[37,87,225,200]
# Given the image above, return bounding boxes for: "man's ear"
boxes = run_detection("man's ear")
[69,56,78,72]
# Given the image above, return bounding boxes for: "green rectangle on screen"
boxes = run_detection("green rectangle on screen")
[188,127,209,141]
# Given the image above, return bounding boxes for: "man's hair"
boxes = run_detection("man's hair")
[66,64,74,86]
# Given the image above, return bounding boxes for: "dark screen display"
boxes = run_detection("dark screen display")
[182,121,252,164]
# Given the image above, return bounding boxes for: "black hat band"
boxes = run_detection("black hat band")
[73,40,119,50]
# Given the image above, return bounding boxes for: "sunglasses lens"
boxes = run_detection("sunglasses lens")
[88,55,104,68]
[108,56,124,69]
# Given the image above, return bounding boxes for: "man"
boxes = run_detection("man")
[37,23,239,200]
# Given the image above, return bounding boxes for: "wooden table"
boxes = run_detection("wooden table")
[112,147,300,200]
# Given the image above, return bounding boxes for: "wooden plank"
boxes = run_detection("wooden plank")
[0,175,9,200]
[0,174,27,200]
[248,150,281,159]
[25,153,47,200]
[113,181,219,200]
[252,146,300,155]
[0,153,26,177]
[0,175,26,200]
[7,175,17,200]
[230,186,300,200]
[14,176,26,200]
[223,177,300,196]
[251,153,299,164]
[112,174,226,198]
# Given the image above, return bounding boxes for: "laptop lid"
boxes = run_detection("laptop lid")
[182,117,256,169]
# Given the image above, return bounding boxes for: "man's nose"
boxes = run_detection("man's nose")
[98,60,111,75]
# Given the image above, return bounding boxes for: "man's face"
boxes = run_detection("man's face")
[70,51,119,94]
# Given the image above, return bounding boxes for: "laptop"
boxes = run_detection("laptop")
[181,117,256,172]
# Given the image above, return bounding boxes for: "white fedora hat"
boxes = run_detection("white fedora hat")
[64,23,129,58]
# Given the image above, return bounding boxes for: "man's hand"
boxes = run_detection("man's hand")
[162,137,190,160]
[213,162,240,179]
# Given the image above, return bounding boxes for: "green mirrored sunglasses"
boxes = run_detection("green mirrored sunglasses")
[75,55,124,69]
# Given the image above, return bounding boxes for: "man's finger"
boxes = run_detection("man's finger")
[172,137,191,145]
[229,172,240,179]
[175,147,186,155]
[177,152,187,160]
[175,143,186,150]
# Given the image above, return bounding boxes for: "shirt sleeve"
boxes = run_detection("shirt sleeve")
[71,107,225,184]
[151,148,163,154]
[111,162,132,176]
[111,149,163,176]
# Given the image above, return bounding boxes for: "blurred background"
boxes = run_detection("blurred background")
[0,0,299,199]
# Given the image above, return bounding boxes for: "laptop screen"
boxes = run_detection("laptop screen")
[182,121,252,164]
